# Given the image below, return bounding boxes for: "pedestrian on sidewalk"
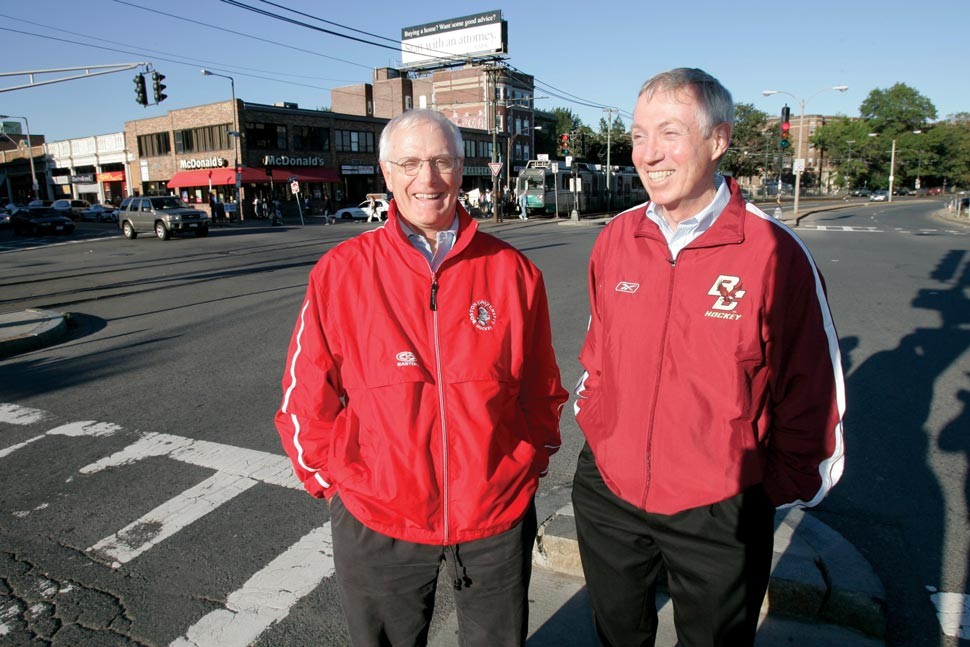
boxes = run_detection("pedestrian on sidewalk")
[571,67,846,647]
[516,186,528,220]
[365,195,378,223]
[275,108,567,647]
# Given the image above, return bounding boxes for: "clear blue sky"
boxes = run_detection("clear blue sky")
[1,0,967,142]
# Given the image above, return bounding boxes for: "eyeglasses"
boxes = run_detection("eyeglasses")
[386,156,461,176]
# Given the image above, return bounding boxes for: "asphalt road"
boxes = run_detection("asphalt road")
[1,202,968,646]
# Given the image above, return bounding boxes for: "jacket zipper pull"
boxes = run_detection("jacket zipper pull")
[430,279,439,311]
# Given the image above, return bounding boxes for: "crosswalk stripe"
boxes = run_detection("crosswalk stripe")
[88,471,259,566]
[169,523,335,647]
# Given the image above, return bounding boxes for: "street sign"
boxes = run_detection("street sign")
[793,158,806,173]
[565,155,573,167]
[290,180,300,195]
[488,162,503,177]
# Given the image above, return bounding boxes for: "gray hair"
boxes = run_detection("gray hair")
[379,109,464,162]
[639,68,733,138]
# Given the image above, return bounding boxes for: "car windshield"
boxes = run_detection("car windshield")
[150,197,190,210]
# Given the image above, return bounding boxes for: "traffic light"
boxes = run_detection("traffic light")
[559,133,570,156]
[152,71,167,104]
[780,105,791,149]
[133,73,148,107]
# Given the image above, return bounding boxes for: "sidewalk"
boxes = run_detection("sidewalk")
[0,308,68,359]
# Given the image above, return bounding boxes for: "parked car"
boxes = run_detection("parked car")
[11,207,76,236]
[334,198,390,221]
[849,188,870,197]
[117,195,209,240]
[869,190,888,202]
[79,203,118,222]
[52,198,92,219]
[927,187,943,195]
[27,199,54,208]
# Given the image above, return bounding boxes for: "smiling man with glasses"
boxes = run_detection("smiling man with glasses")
[275,109,567,646]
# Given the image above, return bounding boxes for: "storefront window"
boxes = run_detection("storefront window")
[175,124,232,153]
[335,130,375,153]
[245,122,288,150]
[293,126,329,152]
[137,132,172,157]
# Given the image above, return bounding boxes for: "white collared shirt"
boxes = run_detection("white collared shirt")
[399,215,459,272]
[645,175,730,260]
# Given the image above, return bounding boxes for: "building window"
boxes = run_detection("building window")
[405,96,413,110]
[293,125,329,152]
[465,141,475,158]
[335,130,375,153]
[137,132,171,157]
[174,124,232,154]
[244,122,288,150]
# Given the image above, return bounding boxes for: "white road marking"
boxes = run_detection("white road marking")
[927,588,970,639]
[0,403,334,645]
[0,403,50,425]
[88,472,259,566]
[169,523,335,647]
[79,431,298,488]
[0,418,122,458]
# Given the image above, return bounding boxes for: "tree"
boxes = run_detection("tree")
[860,83,937,135]
[720,103,770,183]
[583,113,631,166]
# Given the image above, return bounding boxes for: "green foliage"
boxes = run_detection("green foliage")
[721,103,771,181]
[860,83,937,134]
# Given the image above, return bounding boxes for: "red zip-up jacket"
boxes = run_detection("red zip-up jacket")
[276,201,567,545]
[575,178,845,514]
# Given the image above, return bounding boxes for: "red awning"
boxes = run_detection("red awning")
[279,167,341,183]
[167,166,341,188]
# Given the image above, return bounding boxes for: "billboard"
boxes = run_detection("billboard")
[401,10,507,69]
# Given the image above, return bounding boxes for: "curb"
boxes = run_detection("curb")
[532,504,887,639]
[0,309,68,359]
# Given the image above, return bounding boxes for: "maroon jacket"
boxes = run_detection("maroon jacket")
[575,178,845,514]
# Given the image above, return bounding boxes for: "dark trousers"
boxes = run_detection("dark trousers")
[572,444,774,647]
[331,495,537,647]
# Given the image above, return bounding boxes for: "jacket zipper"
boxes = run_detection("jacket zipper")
[429,275,449,544]
[641,254,677,508]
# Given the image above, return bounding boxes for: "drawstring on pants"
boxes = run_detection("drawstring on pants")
[449,545,472,591]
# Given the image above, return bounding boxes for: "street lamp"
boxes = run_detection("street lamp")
[0,114,40,200]
[201,69,241,217]
[762,85,848,219]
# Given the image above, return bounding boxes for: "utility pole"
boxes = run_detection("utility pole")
[484,64,502,223]
[602,107,616,214]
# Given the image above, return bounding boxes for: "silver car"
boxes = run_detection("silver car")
[118,195,210,240]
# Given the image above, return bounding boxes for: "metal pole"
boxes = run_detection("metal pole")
[1,115,40,199]
[489,67,501,223]
[603,108,614,214]
[229,77,242,220]
[888,139,896,203]
[793,99,804,218]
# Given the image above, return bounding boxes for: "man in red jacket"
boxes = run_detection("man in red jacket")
[275,109,567,646]
[572,68,845,646]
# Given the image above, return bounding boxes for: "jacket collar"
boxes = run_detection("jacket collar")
[634,176,746,248]
[385,199,479,273]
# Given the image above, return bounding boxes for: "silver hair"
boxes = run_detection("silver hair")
[379,109,464,162]
[638,68,733,138]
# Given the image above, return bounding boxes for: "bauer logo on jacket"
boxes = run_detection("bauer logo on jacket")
[705,275,746,320]
[614,281,640,293]
[468,300,496,331]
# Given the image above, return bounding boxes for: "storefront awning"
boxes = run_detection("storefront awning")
[280,167,341,183]
[166,166,340,188]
